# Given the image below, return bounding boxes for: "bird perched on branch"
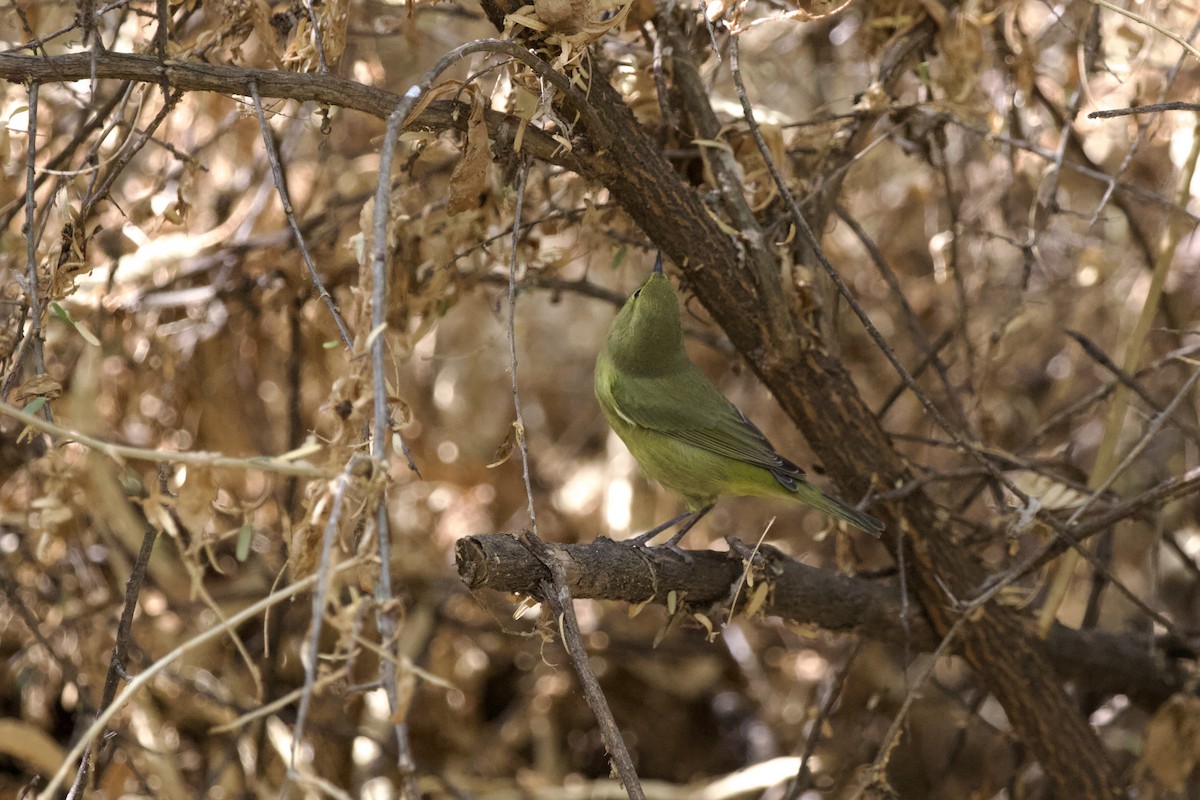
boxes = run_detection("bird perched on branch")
[594,253,884,550]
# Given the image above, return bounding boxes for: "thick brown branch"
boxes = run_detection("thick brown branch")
[0,51,580,171]
[3,37,1129,796]
[457,533,1184,710]
[510,20,1125,797]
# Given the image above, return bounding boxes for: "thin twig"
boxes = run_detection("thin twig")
[35,558,365,800]
[434,201,618,275]
[1085,18,1199,234]
[503,160,645,799]
[0,80,130,232]
[0,401,335,477]
[874,330,956,420]
[1067,329,1200,447]
[369,75,420,800]
[1067,364,1200,530]
[65,512,161,800]
[300,0,330,73]
[972,366,1200,635]
[1090,0,1200,61]
[476,271,625,306]
[847,617,967,800]
[784,641,862,800]
[1020,341,1200,451]
[727,35,1029,514]
[507,160,539,532]
[21,81,49,414]
[931,109,1198,223]
[1038,106,1200,634]
[366,38,582,479]
[291,456,373,768]
[367,37,582,800]
[1027,8,1095,249]
[249,80,354,349]
[213,668,348,735]
[980,464,1200,590]
[78,86,181,225]
[0,569,75,679]
[834,205,965,427]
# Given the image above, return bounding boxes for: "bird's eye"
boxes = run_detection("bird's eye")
[631,289,642,299]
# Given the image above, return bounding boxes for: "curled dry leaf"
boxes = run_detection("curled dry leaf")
[507,0,633,67]
[289,458,385,582]
[448,95,491,215]
[487,422,518,469]
[720,0,854,30]
[744,580,770,618]
[12,374,63,405]
[729,121,788,211]
[282,0,350,71]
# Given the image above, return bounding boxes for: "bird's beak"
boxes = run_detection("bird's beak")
[653,252,664,276]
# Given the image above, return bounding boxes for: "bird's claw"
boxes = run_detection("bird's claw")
[621,534,693,563]
[661,542,693,562]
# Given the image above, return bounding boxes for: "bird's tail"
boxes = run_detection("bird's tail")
[795,482,884,537]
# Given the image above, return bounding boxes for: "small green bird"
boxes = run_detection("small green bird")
[594,254,884,549]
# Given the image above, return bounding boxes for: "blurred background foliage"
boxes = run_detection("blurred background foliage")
[1,0,1199,797]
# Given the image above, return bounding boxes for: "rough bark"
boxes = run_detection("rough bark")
[0,15,1127,794]
[458,533,1184,711]
[470,2,1123,794]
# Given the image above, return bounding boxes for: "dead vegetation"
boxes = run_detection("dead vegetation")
[1,0,1199,798]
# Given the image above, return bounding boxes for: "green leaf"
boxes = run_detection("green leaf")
[236,524,253,562]
[611,245,627,270]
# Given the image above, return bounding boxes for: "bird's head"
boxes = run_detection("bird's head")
[603,254,683,372]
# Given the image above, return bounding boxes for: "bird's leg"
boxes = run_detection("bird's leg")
[663,504,713,552]
[626,510,695,547]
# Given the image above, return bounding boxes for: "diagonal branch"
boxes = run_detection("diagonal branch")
[471,14,1125,796]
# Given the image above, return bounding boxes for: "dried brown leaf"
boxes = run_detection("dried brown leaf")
[11,374,62,405]
[487,422,517,469]
[448,96,491,215]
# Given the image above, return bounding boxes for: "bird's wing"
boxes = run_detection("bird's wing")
[610,365,805,482]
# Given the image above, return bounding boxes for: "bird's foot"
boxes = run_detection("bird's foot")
[657,526,699,562]
[624,505,714,563]
[626,510,694,548]
[626,539,694,563]
[624,535,693,562]
[625,518,694,562]
[659,541,694,562]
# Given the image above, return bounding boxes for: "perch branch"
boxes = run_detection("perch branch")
[457,533,1184,710]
